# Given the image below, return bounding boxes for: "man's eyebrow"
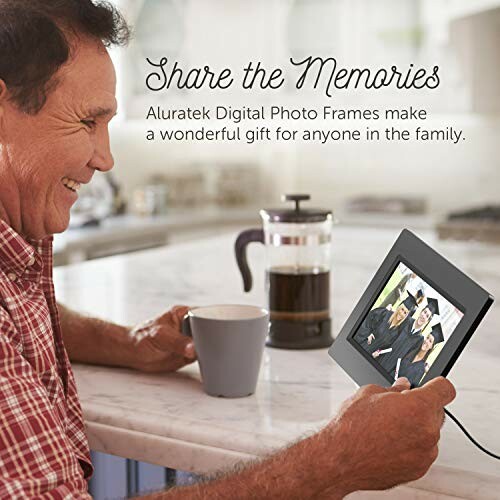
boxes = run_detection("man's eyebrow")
[86,106,118,118]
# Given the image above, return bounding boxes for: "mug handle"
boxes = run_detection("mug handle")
[235,228,264,292]
[181,313,192,338]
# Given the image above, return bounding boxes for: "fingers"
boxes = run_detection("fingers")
[168,305,191,328]
[184,341,196,359]
[151,323,197,358]
[389,377,411,393]
[169,305,195,357]
[412,377,456,409]
[171,304,190,318]
[156,305,190,325]
[357,383,387,398]
[357,379,410,399]
[151,306,195,357]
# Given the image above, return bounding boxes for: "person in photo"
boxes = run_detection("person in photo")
[395,324,445,388]
[355,294,418,354]
[375,298,440,375]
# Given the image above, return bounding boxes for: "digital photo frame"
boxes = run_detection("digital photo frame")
[329,229,494,388]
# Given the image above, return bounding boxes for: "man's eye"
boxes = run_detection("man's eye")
[81,119,97,129]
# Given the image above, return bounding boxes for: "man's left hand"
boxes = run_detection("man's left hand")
[127,305,196,373]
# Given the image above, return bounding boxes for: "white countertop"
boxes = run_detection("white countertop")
[54,227,500,499]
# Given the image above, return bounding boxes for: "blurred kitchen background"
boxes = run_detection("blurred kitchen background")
[54,0,500,268]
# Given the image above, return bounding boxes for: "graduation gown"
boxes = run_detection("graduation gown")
[397,357,426,388]
[378,321,424,376]
[354,307,401,355]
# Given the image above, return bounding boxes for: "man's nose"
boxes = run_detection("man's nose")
[89,130,114,172]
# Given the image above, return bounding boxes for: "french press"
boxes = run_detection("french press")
[235,194,334,349]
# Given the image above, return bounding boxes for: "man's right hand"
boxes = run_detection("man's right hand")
[147,377,455,500]
[319,377,456,497]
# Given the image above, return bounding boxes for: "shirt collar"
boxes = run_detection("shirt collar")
[0,219,51,278]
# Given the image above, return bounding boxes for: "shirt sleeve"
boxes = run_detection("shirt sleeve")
[0,312,91,499]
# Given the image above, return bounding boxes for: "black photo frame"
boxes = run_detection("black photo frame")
[329,229,494,388]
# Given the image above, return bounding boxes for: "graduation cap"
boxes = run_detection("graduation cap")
[416,288,425,304]
[425,297,440,316]
[430,323,444,344]
[401,293,418,313]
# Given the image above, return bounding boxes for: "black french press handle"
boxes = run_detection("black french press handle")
[235,228,264,292]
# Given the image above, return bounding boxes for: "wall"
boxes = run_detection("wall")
[109,116,500,214]
[108,0,500,215]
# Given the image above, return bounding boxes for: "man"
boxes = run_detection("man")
[376,298,440,377]
[0,1,455,498]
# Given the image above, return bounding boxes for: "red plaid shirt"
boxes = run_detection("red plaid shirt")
[0,220,92,499]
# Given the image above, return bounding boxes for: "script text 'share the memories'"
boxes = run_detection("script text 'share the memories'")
[145,57,441,97]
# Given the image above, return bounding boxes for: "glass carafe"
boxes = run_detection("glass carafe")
[235,194,333,349]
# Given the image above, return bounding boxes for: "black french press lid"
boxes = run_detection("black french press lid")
[260,194,332,223]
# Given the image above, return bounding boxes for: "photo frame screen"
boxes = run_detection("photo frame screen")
[351,262,464,387]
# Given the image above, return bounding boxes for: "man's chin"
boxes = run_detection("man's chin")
[43,214,71,239]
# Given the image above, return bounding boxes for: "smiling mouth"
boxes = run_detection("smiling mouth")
[62,177,82,193]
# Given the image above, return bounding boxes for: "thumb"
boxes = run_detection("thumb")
[170,305,191,322]
[389,377,411,393]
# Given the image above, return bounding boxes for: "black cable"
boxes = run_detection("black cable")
[445,408,500,460]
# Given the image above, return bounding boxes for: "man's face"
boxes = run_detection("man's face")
[416,307,432,328]
[0,36,117,239]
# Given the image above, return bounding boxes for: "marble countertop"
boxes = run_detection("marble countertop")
[54,226,500,499]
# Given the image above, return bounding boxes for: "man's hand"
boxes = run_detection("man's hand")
[59,303,197,373]
[319,377,456,497]
[367,334,375,345]
[127,305,197,373]
[141,378,455,499]
[146,377,455,500]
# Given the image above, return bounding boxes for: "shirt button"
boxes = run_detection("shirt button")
[7,272,17,282]
[27,256,36,266]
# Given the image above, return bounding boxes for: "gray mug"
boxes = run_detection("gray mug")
[183,305,269,398]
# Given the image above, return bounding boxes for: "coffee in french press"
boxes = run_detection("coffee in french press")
[235,194,333,349]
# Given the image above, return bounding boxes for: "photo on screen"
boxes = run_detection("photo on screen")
[352,262,464,387]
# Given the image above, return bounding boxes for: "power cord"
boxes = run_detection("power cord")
[445,408,500,460]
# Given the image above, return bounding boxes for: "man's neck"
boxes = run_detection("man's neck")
[0,159,23,236]
[0,200,9,225]
[0,198,15,231]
